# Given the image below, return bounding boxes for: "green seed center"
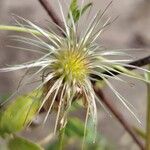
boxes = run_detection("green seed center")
[54,50,89,82]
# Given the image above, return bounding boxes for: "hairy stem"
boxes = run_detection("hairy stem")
[58,127,65,150]
[145,65,150,150]
[0,25,41,35]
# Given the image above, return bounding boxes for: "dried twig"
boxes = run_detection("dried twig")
[94,86,144,150]
[38,0,64,29]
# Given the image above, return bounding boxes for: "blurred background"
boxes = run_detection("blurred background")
[1,0,150,149]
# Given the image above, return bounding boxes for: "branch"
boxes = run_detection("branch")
[38,0,145,149]
[38,0,64,29]
[94,86,144,150]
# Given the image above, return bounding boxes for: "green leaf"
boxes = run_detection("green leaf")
[46,140,59,150]
[81,3,93,16]
[70,0,78,11]
[69,0,92,23]
[46,117,112,149]
[0,90,42,136]
[8,136,43,150]
[69,0,79,23]
[65,117,84,137]
[86,117,96,143]
[0,25,42,35]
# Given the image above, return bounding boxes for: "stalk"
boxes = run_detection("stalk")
[58,127,65,150]
[0,25,41,35]
[146,64,150,150]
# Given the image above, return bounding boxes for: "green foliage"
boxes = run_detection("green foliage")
[46,117,112,150]
[8,136,43,150]
[86,117,96,143]
[81,3,92,15]
[0,90,41,136]
[65,117,84,137]
[46,140,59,150]
[0,25,42,35]
[69,0,92,22]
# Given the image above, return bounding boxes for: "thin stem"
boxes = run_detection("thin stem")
[82,106,90,150]
[0,25,41,35]
[58,127,65,150]
[94,86,145,150]
[92,56,150,81]
[38,0,64,30]
[145,65,150,150]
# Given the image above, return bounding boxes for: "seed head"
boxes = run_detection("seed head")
[53,49,89,83]
[0,0,150,139]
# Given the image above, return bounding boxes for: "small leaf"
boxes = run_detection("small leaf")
[68,0,79,22]
[86,117,96,143]
[81,3,93,16]
[65,117,84,137]
[70,0,78,13]
[69,0,92,23]
[0,90,42,136]
[8,136,43,150]
[46,140,59,150]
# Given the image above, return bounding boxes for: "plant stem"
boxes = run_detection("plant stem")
[94,86,145,150]
[58,127,65,150]
[146,65,150,150]
[0,25,41,35]
[38,0,65,32]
